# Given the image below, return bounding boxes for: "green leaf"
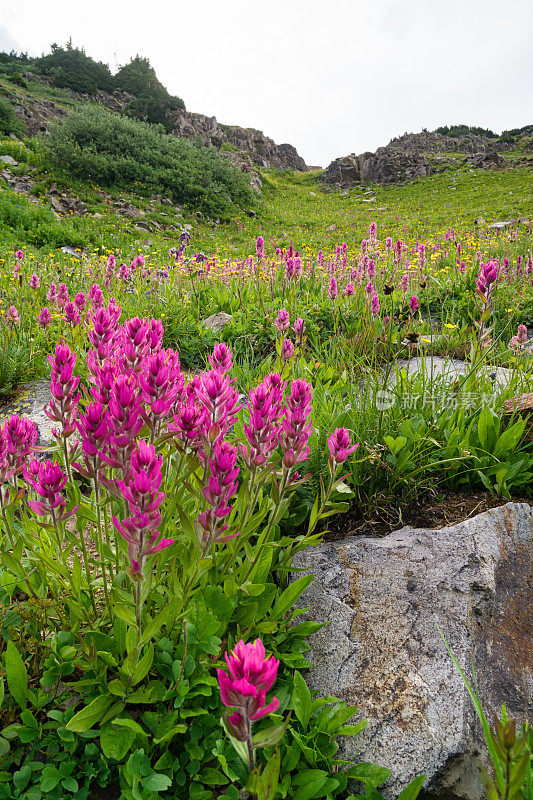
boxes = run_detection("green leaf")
[259,747,281,800]
[5,641,27,710]
[397,775,426,800]
[113,717,148,739]
[112,602,137,626]
[61,777,79,792]
[0,678,4,709]
[292,671,312,728]
[142,773,172,791]
[13,765,31,792]
[66,694,114,732]
[100,722,136,760]
[269,575,314,621]
[132,643,154,685]
[41,765,61,792]
[347,763,392,787]
[251,723,287,749]
[140,607,168,646]
[292,769,328,800]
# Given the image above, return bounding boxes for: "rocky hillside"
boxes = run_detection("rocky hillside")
[321,128,533,188]
[2,74,307,187]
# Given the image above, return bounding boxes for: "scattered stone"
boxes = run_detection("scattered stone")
[203,312,233,332]
[465,151,505,169]
[292,503,533,799]
[387,356,520,391]
[309,191,317,196]
[60,246,81,258]
[113,199,145,219]
[327,224,337,232]
[1,168,35,195]
[47,184,87,215]
[0,155,18,165]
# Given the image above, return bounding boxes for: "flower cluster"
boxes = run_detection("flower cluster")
[280,379,313,468]
[217,639,279,743]
[113,440,173,580]
[23,460,75,521]
[46,343,80,441]
[198,440,240,549]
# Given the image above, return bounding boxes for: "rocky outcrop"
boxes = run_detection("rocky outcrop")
[7,77,307,182]
[170,110,306,172]
[292,503,533,800]
[320,129,507,187]
[320,154,361,187]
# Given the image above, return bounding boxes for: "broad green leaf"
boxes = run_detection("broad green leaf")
[66,694,114,732]
[292,671,312,728]
[347,763,392,787]
[397,775,427,800]
[270,575,314,621]
[113,603,137,626]
[5,641,27,710]
[142,773,172,791]
[100,722,136,760]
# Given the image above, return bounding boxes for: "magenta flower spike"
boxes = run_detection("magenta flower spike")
[2,415,38,471]
[328,277,338,301]
[327,427,359,469]
[23,459,77,521]
[112,440,171,580]
[280,379,313,468]
[198,440,240,548]
[217,639,280,750]
[38,307,52,329]
[293,318,305,337]
[280,338,295,362]
[409,295,420,313]
[208,343,233,374]
[274,308,290,333]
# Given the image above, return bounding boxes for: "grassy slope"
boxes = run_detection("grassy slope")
[0,69,532,261]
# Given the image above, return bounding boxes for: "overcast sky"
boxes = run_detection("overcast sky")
[1,0,532,166]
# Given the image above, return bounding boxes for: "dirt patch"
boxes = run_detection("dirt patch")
[324,488,530,541]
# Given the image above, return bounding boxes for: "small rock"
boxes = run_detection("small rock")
[327,224,337,232]
[0,154,18,165]
[203,312,233,333]
[60,246,81,258]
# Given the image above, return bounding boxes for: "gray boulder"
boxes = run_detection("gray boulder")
[203,312,233,333]
[320,154,361,188]
[292,503,533,799]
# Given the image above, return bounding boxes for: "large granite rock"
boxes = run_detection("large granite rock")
[292,503,533,799]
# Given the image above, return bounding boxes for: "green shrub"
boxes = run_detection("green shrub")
[34,41,114,95]
[45,106,256,219]
[115,55,185,129]
[0,97,25,137]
